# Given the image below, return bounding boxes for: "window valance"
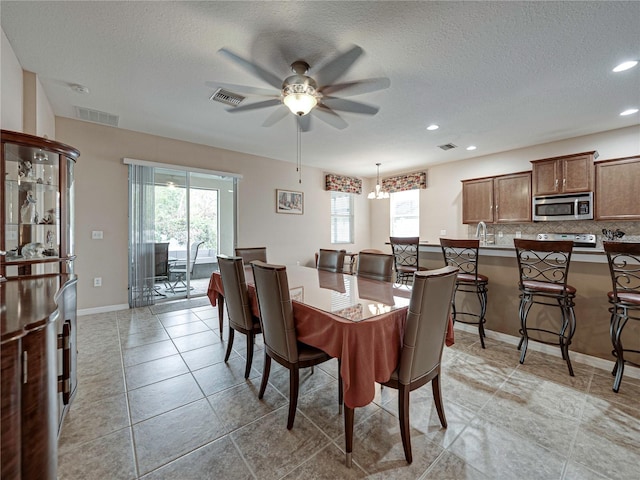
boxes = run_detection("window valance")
[382,171,427,193]
[325,174,362,195]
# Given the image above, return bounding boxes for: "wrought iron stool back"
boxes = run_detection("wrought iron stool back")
[514,239,576,375]
[390,236,421,285]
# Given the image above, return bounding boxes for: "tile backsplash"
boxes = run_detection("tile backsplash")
[467,221,640,248]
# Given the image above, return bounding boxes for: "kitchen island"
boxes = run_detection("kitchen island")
[418,243,639,367]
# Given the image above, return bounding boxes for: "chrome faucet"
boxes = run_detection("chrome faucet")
[475,221,487,246]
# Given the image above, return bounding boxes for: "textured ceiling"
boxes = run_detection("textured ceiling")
[2,1,639,177]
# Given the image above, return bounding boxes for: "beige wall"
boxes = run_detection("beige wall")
[55,118,371,310]
[371,125,640,248]
[1,29,24,132]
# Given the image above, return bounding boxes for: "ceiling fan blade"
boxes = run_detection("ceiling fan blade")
[319,77,390,97]
[226,98,282,113]
[218,48,283,90]
[262,106,290,127]
[297,114,312,132]
[314,45,364,86]
[320,97,379,116]
[313,105,348,130]
[205,81,279,98]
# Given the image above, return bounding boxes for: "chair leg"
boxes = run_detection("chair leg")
[611,310,627,393]
[258,353,271,399]
[344,405,354,468]
[287,364,300,430]
[244,332,254,379]
[338,359,343,414]
[477,285,487,348]
[217,293,224,339]
[398,384,412,464]
[432,374,448,428]
[518,294,533,363]
[224,327,234,363]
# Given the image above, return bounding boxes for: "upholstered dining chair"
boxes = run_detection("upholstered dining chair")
[251,260,342,430]
[235,247,267,264]
[356,251,394,282]
[380,266,458,463]
[389,236,425,284]
[317,248,346,273]
[217,255,262,379]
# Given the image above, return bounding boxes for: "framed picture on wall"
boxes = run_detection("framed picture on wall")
[276,189,303,214]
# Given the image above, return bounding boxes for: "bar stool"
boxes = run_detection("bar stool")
[440,239,489,348]
[603,241,640,393]
[514,239,576,376]
[390,237,424,285]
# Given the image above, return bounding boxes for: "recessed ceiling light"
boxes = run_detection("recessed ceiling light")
[613,61,638,72]
[620,108,639,116]
[426,124,439,131]
[466,145,477,151]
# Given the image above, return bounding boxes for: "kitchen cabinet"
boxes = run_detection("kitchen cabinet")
[531,151,597,196]
[1,130,79,279]
[494,172,531,223]
[462,171,531,224]
[462,177,494,223]
[595,155,640,220]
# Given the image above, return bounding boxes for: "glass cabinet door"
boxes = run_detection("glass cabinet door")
[1,130,79,278]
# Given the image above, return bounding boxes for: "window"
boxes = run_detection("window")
[331,191,353,243]
[390,189,419,236]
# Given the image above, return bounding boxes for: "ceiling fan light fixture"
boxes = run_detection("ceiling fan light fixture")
[368,163,390,200]
[283,80,318,116]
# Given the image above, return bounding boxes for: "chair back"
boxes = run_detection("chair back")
[603,242,640,304]
[513,239,573,290]
[251,261,299,363]
[317,249,346,273]
[390,236,420,271]
[154,242,170,279]
[357,251,394,282]
[397,266,458,384]
[235,247,267,264]
[440,238,480,280]
[186,241,205,274]
[217,256,254,331]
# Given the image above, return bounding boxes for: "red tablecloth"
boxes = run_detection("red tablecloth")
[207,270,454,408]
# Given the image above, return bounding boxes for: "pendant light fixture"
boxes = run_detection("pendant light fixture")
[368,163,389,199]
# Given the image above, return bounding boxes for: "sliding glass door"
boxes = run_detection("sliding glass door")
[128,161,237,307]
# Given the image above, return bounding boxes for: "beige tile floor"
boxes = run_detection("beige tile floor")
[58,303,640,479]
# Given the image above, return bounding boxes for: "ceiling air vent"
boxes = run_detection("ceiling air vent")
[74,106,119,127]
[210,88,245,107]
[438,143,457,151]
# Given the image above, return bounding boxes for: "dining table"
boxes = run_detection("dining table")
[207,264,454,466]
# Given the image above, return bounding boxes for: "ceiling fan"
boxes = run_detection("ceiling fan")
[207,45,390,131]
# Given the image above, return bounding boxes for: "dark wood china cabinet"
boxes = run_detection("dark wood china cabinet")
[1,130,79,480]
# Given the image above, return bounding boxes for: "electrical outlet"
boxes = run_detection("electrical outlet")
[91,230,103,240]
[93,277,102,287]
[498,231,504,238]
[440,229,447,235]
[516,231,522,238]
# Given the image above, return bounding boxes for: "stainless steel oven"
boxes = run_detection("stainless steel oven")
[532,192,594,221]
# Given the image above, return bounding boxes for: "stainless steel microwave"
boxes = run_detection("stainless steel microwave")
[533,192,594,221]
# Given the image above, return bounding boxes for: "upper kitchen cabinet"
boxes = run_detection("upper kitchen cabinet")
[462,171,531,224]
[1,130,80,278]
[494,172,531,223]
[462,177,494,224]
[531,151,597,196]
[595,156,640,221]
